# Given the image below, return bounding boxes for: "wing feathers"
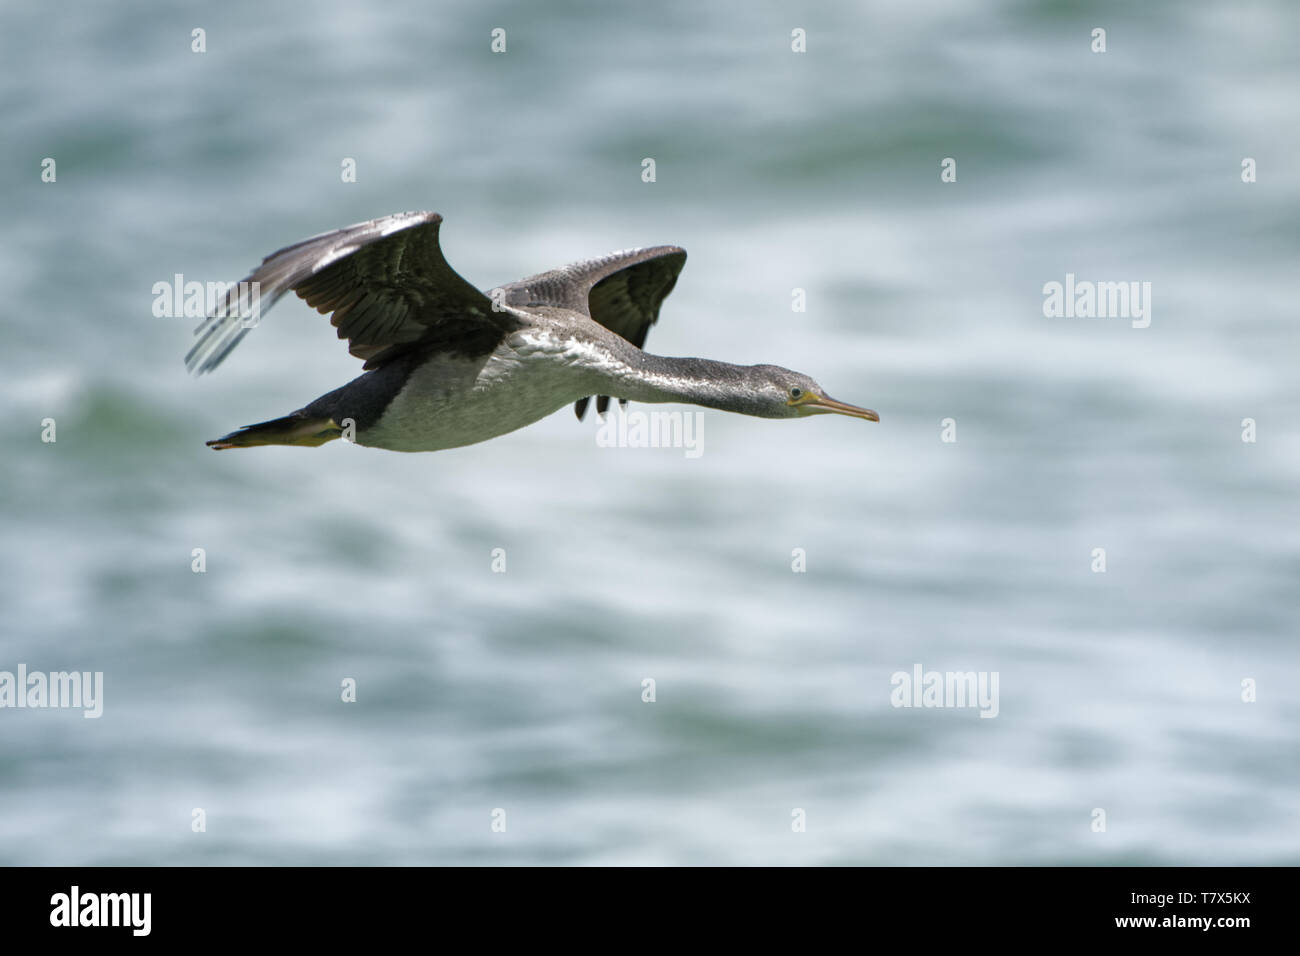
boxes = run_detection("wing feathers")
[186,211,510,375]
[501,246,687,421]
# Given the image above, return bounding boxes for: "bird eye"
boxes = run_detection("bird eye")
[789,387,803,399]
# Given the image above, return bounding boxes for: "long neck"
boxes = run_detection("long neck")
[598,353,769,416]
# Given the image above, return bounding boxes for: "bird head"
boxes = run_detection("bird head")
[750,365,879,421]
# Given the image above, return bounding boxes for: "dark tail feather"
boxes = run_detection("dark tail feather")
[207,413,343,450]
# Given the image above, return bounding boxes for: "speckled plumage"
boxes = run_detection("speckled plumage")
[191,211,877,452]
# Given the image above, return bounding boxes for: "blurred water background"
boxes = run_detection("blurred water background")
[1,0,1297,865]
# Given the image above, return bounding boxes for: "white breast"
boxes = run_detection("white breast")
[358,329,615,452]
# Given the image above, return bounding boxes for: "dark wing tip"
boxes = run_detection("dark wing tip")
[185,210,496,375]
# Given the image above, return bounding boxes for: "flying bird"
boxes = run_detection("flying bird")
[188,211,878,451]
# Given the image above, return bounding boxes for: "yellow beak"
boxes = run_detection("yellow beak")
[794,393,880,421]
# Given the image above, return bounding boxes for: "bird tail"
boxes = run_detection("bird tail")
[206,413,343,450]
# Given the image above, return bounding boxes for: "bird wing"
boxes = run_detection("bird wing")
[498,246,687,419]
[186,211,514,374]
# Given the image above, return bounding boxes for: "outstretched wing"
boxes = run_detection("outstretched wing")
[186,211,514,374]
[499,246,687,419]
